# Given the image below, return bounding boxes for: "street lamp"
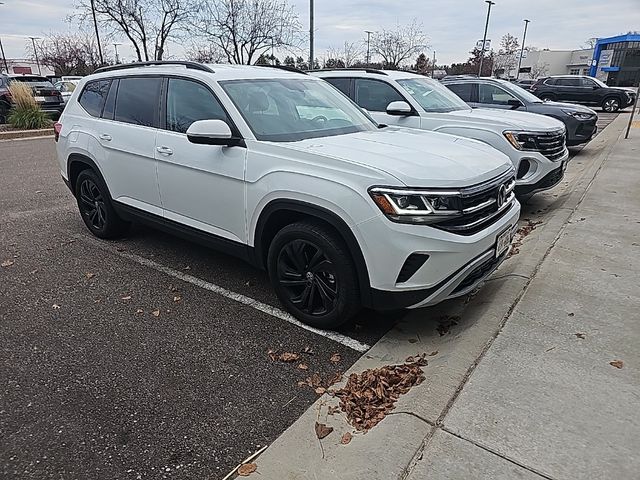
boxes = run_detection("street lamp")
[365,30,373,66]
[517,19,530,80]
[0,2,8,73]
[113,43,121,64]
[29,36,41,75]
[90,0,104,65]
[478,0,495,77]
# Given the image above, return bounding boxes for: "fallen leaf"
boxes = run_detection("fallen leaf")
[173,295,182,303]
[278,352,300,362]
[297,363,308,370]
[183,265,191,271]
[429,351,439,356]
[302,346,313,354]
[169,285,179,292]
[330,353,341,363]
[610,360,624,369]
[85,272,95,279]
[408,338,418,343]
[315,387,326,395]
[1,259,15,267]
[237,463,257,476]
[340,432,353,445]
[151,309,160,317]
[52,304,61,309]
[327,406,340,415]
[327,371,343,387]
[568,313,575,317]
[136,309,144,314]
[314,422,333,439]
[121,295,132,301]
[575,333,586,339]
[93,298,101,304]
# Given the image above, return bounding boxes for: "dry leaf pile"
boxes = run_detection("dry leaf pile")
[333,355,427,431]
[236,463,257,476]
[509,219,543,257]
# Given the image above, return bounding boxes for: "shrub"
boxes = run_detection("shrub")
[7,82,51,130]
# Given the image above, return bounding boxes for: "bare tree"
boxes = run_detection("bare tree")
[371,20,428,69]
[190,0,300,65]
[326,41,363,68]
[581,37,598,49]
[77,0,193,61]
[39,33,106,75]
[186,43,227,63]
[493,33,520,77]
[529,61,549,79]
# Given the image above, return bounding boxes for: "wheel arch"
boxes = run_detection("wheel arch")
[67,153,108,197]
[253,199,372,307]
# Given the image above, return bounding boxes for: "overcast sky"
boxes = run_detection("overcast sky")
[1,0,640,65]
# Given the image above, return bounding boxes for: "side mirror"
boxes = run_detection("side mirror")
[386,101,413,116]
[507,99,523,109]
[186,119,244,147]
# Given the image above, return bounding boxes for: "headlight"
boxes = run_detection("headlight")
[503,131,538,151]
[561,109,594,120]
[369,187,462,224]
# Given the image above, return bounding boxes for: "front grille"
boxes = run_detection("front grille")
[451,250,506,295]
[533,130,567,161]
[433,170,516,236]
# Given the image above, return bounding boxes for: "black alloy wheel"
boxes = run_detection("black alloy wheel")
[602,97,620,112]
[277,239,338,316]
[79,178,107,231]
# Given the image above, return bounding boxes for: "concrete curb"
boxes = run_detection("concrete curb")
[0,128,53,141]
[243,114,630,480]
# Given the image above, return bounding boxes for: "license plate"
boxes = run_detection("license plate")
[495,227,512,258]
[35,96,45,102]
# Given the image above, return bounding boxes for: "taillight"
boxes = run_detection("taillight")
[54,122,62,142]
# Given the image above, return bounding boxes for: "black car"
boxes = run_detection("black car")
[7,75,65,118]
[442,77,598,146]
[530,75,635,112]
[0,73,11,123]
[512,78,536,90]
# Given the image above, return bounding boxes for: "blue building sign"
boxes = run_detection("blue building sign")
[590,34,640,87]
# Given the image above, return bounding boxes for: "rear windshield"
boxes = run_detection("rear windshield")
[9,76,50,84]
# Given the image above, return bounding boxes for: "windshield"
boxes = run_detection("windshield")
[396,77,470,113]
[500,81,544,104]
[220,78,378,142]
[591,77,608,88]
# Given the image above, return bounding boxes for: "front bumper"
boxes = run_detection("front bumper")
[360,199,520,310]
[515,161,566,196]
[564,116,598,146]
[514,148,568,195]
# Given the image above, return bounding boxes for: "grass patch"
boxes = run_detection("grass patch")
[7,82,52,130]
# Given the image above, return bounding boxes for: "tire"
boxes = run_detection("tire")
[601,97,621,112]
[267,220,361,329]
[540,94,555,102]
[75,169,130,239]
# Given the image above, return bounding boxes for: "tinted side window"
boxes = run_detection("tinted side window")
[354,79,404,112]
[114,77,162,127]
[581,78,597,87]
[79,80,111,117]
[325,78,351,97]
[166,78,228,133]
[478,84,517,105]
[556,78,581,86]
[447,83,473,102]
[102,79,118,120]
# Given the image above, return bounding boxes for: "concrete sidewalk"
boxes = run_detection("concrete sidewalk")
[242,114,639,480]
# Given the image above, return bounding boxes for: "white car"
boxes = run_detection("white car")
[55,61,520,328]
[54,79,80,104]
[312,69,570,196]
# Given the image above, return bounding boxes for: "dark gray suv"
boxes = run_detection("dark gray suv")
[442,77,598,146]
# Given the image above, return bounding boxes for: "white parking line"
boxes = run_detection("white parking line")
[75,234,371,352]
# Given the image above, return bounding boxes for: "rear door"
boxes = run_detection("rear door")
[155,77,246,243]
[353,78,421,128]
[96,76,163,216]
[554,77,583,103]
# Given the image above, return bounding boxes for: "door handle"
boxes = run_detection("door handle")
[99,134,112,141]
[156,146,173,156]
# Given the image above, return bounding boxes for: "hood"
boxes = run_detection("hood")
[449,107,565,132]
[530,101,597,115]
[281,127,513,187]
[612,87,636,95]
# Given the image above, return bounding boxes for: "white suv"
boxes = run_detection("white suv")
[55,61,520,328]
[312,69,570,196]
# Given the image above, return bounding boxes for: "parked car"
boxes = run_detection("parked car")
[56,61,520,328]
[512,79,536,90]
[7,74,65,117]
[442,77,598,146]
[0,73,10,123]
[54,79,80,104]
[530,75,636,112]
[312,69,568,196]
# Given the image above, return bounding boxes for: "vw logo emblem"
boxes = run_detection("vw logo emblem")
[497,185,507,208]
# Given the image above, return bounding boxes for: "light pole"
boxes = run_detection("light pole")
[516,19,530,79]
[29,36,41,75]
[365,30,373,66]
[432,50,436,78]
[478,0,495,77]
[113,43,121,64]
[308,0,314,70]
[90,0,104,65]
[0,2,8,73]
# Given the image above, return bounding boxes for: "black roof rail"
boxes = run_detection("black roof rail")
[254,64,307,75]
[310,67,388,75]
[94,61,214,75]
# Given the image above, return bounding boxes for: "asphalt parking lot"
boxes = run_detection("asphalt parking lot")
[0,111,622,479]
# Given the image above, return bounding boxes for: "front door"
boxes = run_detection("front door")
[353,78,422,129]
[155,77,247,244]
[554,77,583,103]
[475,83,526,111]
